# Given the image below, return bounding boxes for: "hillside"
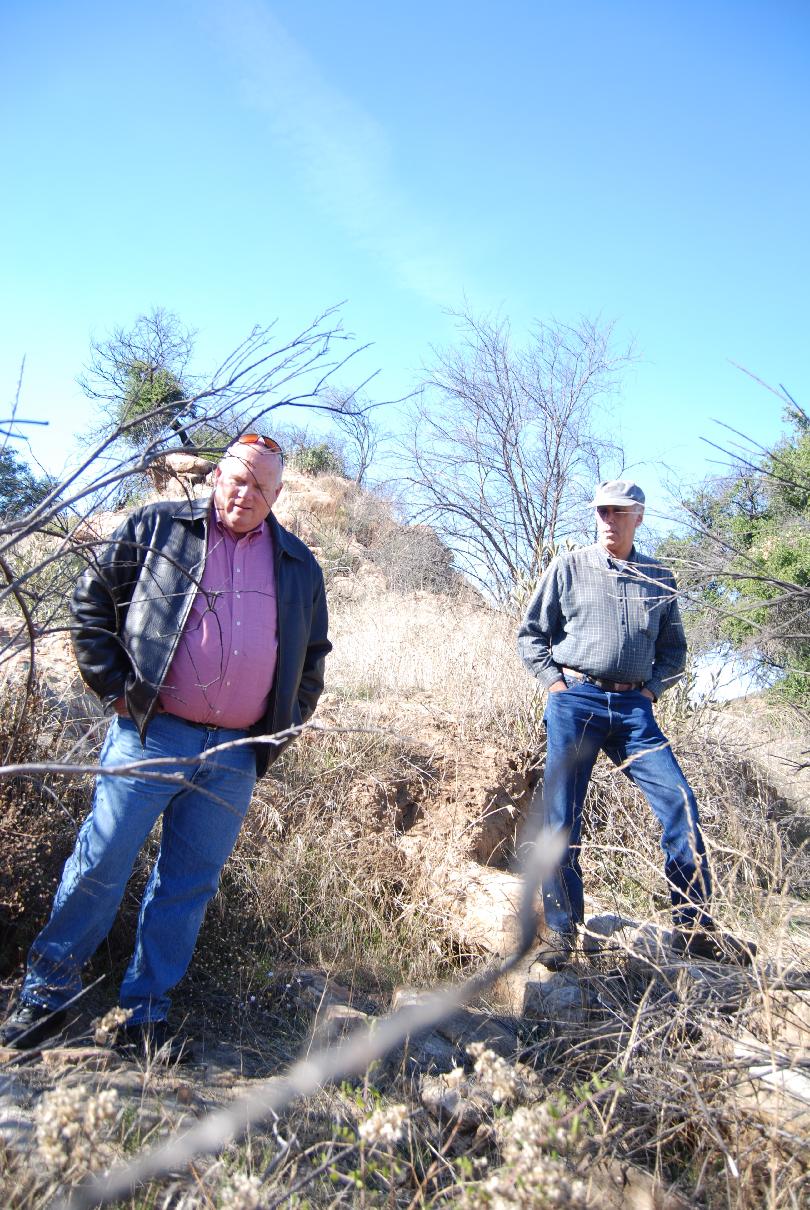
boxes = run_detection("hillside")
[0,468,808,1210]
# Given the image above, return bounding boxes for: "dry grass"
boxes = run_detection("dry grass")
[579,696,809,952]
[326,589,541,744]
[1,576,809,1208]
[194,725,458,1004]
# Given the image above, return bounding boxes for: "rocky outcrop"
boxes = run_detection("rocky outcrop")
[147,452,215,494]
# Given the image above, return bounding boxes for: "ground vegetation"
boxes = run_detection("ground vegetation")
[0,454,803,1210]
[0,359,807,1210]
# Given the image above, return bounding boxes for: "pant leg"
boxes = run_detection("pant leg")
[22,718,184,1010]
[539,684,608,933]
[119,720,256,1023]
[604,692,713,927]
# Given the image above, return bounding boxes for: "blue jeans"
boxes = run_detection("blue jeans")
[539,681,712,935]
[22,714,256,1024]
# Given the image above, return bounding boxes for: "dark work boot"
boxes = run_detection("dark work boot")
[535,929,576,971]
[672,925,757,966]
[115,1019,193,1065]
[0,1001,67,1049]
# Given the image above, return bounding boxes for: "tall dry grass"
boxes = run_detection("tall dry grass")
[325,588,541,743]
[1,579,809,1208]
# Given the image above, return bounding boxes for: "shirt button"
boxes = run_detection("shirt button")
[233,650,239,655]
[236,620,241,626]
[236,593,241,599]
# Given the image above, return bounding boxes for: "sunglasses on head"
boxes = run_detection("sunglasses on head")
[235,434,284,462]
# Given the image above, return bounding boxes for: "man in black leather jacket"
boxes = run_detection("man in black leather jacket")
[1,436,331,1056]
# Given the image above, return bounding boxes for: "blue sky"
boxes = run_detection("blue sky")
[2,0,808,524]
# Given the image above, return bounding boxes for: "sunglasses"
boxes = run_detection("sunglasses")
[236,433,284,462]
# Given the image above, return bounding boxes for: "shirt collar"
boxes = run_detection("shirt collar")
[592,541,638,571]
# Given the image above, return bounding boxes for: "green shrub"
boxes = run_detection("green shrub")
[289,440,348,477]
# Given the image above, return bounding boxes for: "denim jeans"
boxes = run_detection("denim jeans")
[540,681,712,935]
[22,713,256,1024]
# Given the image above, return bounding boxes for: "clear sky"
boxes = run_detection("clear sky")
[2,0,808,523]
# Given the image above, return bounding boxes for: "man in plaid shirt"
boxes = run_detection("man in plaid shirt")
[518,480,755,969]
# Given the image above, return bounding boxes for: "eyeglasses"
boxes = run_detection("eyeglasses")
[236,434,284,462]
[596,505,639,518]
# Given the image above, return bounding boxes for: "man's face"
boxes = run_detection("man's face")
[595,504,643,559]
[213,446,283,535]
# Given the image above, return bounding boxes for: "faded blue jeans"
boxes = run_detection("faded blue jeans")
[539,681,712,935]
[22,713,256,1024]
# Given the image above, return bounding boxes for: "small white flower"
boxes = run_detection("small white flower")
[467,1043,522,1104]
[358,1103,408,1146]
[444,1065,466,1089]
[219,1172,264,1210]
[35,1084,119,1176]
[93,1005,133,1045]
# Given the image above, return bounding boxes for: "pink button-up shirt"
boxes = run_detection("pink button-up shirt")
[159,507,278,728]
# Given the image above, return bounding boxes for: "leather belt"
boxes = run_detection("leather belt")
[562,668,643,693]
[162,712,233,732]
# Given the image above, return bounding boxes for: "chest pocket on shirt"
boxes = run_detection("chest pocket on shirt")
[629,588,666,637]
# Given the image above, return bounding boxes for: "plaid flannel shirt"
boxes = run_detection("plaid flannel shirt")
[517,543,687,700]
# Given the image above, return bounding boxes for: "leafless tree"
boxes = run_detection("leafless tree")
[402,309,632,604]
[323,386,385,486]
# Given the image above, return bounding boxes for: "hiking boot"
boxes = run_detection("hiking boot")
[535,930,575,971]
[672,926,757,966]
[0,1001,67,1049]
[115,1019,193,1065]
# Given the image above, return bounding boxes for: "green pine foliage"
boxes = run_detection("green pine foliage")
[119,359,186,447]
[0,447,56,521]
[664,400,810,704]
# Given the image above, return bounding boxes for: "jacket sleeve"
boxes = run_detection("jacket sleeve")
[296,564,330,723]
[70,512,143,705]
[517,560,566,690]
[646,580,687,700]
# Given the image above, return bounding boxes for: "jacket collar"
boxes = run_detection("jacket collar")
[170,497,210,524]
[268,511,306,560]
[169,496,304,560]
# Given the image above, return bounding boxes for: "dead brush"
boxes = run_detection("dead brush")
[193,718,460,1018]
[0,678,95,971]
[508,946,810,1209]
[578,704,809,952]
[603,980,808,1208]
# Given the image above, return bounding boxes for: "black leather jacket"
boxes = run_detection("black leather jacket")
[70,498,331,776]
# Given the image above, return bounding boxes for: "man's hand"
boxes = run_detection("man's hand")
[548,679,568,693]
[640,688,655,702]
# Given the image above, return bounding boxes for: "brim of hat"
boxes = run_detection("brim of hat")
[589,496,643,508]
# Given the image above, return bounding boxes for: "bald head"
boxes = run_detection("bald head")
[213,442,283,535]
